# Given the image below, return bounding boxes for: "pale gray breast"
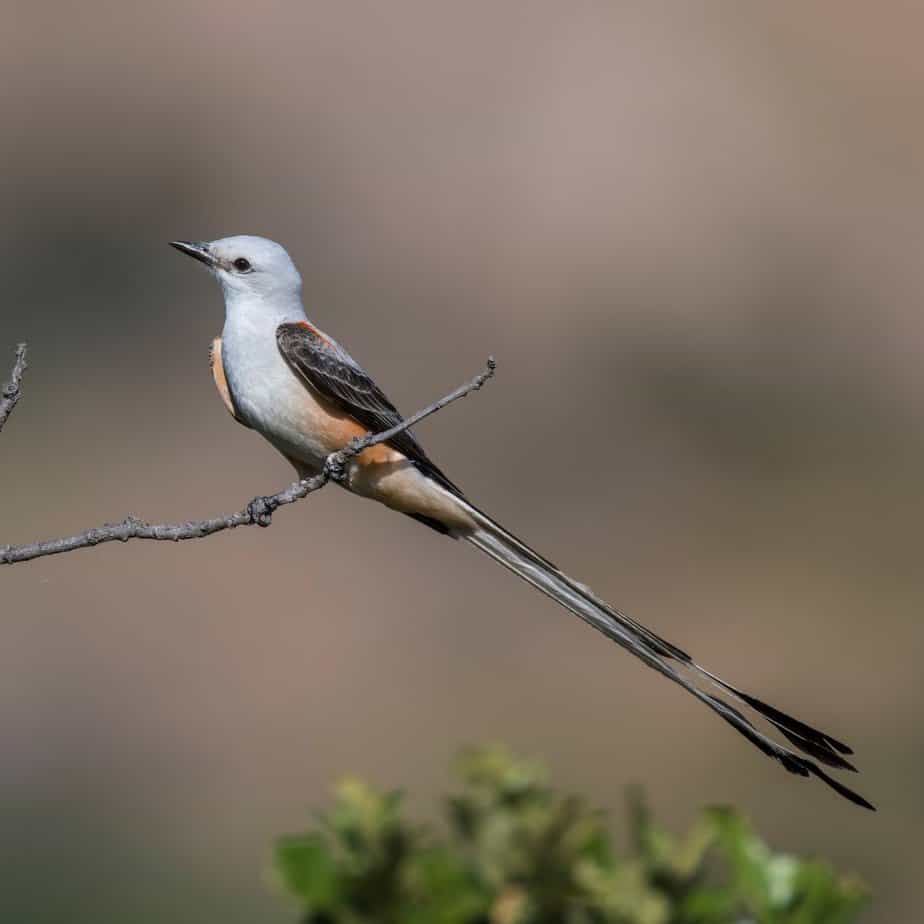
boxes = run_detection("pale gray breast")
[221,321,331,468]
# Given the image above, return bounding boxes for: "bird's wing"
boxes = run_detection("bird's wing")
[276,321,464,496]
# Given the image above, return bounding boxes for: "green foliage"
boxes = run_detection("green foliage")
[273,746,867,924]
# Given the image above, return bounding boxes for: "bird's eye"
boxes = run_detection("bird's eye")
[232,257,252,272]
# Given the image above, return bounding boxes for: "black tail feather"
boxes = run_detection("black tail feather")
[811,765,877,811]
[774,726,857,772]
[458,509,874,810]
[722,683,854,756]
[691,666,857,769]
[693,691,874,809]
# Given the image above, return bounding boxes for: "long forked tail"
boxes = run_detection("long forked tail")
[457,506,873,810]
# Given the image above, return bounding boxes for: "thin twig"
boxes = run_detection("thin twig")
[325,356,496,480]
[0,356,496,566]
[0,344,28,434]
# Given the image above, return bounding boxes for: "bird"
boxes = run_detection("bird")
[171,234,873,810]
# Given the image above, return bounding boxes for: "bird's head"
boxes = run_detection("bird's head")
[170,235,303,303]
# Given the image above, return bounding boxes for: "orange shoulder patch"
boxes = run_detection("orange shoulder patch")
[294,320,333,348]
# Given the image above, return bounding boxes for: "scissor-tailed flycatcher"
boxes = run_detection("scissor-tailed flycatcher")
[172,235,872,809]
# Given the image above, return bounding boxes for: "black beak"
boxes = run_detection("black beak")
[169,240,216,267]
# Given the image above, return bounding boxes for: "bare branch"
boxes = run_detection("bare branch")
[325,356,496,481]
[0,343,28,433]
[0,355,495,566]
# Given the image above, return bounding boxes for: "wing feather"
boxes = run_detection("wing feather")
[276,322,463,495]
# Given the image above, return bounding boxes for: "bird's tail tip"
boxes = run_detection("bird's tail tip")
[456,510,875,811]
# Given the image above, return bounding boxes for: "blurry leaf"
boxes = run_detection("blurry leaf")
[577,858,670,924]
[679,884,738,923]
[272,748,868,924]
[275,834,339,910]
[489,885,528,924]
[705,806,869,924]
[402,847,490,924]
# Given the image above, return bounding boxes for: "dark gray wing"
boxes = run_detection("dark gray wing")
[276,321,464,497]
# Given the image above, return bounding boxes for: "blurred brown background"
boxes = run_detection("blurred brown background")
[1,2,921,921]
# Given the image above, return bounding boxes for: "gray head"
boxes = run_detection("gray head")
[170,235,303,303]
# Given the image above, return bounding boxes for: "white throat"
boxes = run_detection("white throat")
[222,283,306,329]
[222,287,305,377]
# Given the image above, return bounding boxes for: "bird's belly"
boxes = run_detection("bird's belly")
[347,460,475,530]
[239,376,359,469]
[222,339,345,470]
